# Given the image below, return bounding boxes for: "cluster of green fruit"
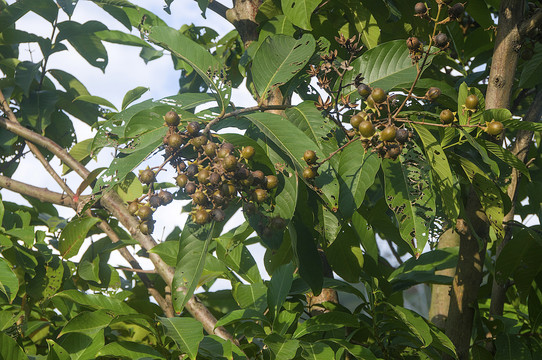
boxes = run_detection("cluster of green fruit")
[126,110,280,231]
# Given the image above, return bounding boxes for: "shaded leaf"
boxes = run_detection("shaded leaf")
[59,216,101,259]
[267,262,295,319]
[160,317,203,360]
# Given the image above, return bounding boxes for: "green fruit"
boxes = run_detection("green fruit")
[224,154,238,171]
[252,188,268,203]
[371,88,387,103]
[366,95,376,109]
[139,169,155,185]
[486,121,504,136]
[266,175,278,190]
[303,167,317,179]
[203,142,217,156]
[168,133,183,149]
[465,94,479,110]
[128,202,139,215]
[241,146,255,159]
[425,87,441,101]
[357,84,371,98]
[164,110,180,126]
[358,120,376,138]
[380,126,396,141]
[192,190,207,205]
[176,174,188,188]
[350,113,366,129]
[212,191,225,205]
[137,205,153,221]
[192,135,208,148]
[197,169,210,184]
[303,150,317,164]
[440,109,454,124]
[194,209,209,225]
[139,221,154,235]
[186,121,200,135]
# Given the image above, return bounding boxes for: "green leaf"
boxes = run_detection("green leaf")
[293,311,359,338]
[59,216,101,259]
[172,221,214,313]
[457,83,484,127]
[252,34,315,100]
[55,290,137,314]
[382,142,436,255]
[95,29,152,48]
[62,139,93,175]
[56,21,109,71]
[59,329,105,360]
[325,225,364,283]
[351,210,378,262]
[159,317,203,360]
[116,172,143,202]
[495,334,532,360]
[338,141,380,218]
[147,241,177,267]
[413,123,460,221]
[244,112,339,210]
[96,341,164,360]
[478,139,530,180]
[458,127,499,177]
[216,228,261,284]
[322,339,377,360]
[215,309,270,328]
[121,86,149,110]
[453,154,505,241]
[73,94,117,111]
[341,0,379,49]
[57,0,78,16]
[520,43,542,88]
[264,333,299,360]
[46,339,71,360]
[148,26,229,114]
[281,0,321,30]
[300,341,335,360]
[389,305,433,347]
[0,332,26,360]
[60,310,113,336]
[529,275,542,332]
[289,219,323,295]
[14,61,40,97]
[0,258,18,303]
[267,262,295,319]
[232,283,268,313]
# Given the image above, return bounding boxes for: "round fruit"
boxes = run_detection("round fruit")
[158,190,173,205]
[212,191,225,205]
[253,188,268,203]
[303,150,317,164]
[252,170,265,184]
[487,121,504,136]
[192,190,207,205]
[387,146,402,159]
[396,128,410,144]
[434,32,448,48]
[186,122,200,135]
[366,95,376,109]
[128,202,139,215]
[149,195,162,208]
[371,88,387,103]
[241,146,255,160]
[465,94,479,110]
[176,174,188,188]
[440,109,455,124]
[406,37,421,51]
[217,148,230,158]
[241,174,254,186]
[303,167,317,180]
[448,3,464,18]
[185,164,198,178]
[425,87,441,101]
[235,165,250,180]
[203,142,217,156]
[380,126,397,141]
[357,83,371,98]
[192,135,208,148]
[350,113,365,129]
[137,205,153,221]
[164,110,180,126]
[178,161,187,171]
[209,172,221,185]
[358,120,376,138]
[266,175,278,190]
[194,209,209,225]
[221,142,235,153]
[185,182,197,195]
[139,169,155,185]
[220,183,236,197]
[168,133,183,149]
[414,2,427,14]
[224,154,238,171]
[197,169,210,184]
[139,221,154,235]
[211,209,226,222]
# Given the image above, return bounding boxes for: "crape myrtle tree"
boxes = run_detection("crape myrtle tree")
[0,0,542,358]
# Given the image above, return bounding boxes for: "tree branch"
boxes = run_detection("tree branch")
[0,174,76,207]
[206,0,229,20]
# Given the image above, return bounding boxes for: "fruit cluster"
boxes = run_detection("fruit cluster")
[127,110,280,231]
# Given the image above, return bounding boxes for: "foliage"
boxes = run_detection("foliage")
[1,0,542,359]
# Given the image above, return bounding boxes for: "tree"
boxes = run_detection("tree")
[1,0,542,358]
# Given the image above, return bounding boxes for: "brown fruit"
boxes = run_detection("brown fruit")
[203,142,217,156]
[194,209,209,225]
[303,150,317,164]
[168,133,183,149]
[241,146,255,160]
[371,88,387,103]
[221,142,235,153]
[164,110,180,126]
[139,221,154,235]
[224,154,238,171]
[406,37,421,51]
[465,94,479,110]
[149,195,162,208]
[209,172,221,185]
[211,209,226,222]
[266,175,278,190]
[185,182,197,195]
[176,174,188,188]
[357,83,371,98]
[192,190,207,205]
[486,121,504,136]
[128,202,139,215]
[303,167,317,179]
[380,126,397,141]
[139,169,155,185]
[440,109,454,124]
[358,120,376,138]
[414,2,427,14]
[395,128,410,144]
[137,205,153,221]
[212,191,225,205]
[234,165,250,180]
[186,121,200,135]
[185,164,198,178]
[252,170,265,184]
[158,190,173,205]
[425,87,441,101]
[434,32,448,48]
[448,3,464,19]
[252,188,268,203]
